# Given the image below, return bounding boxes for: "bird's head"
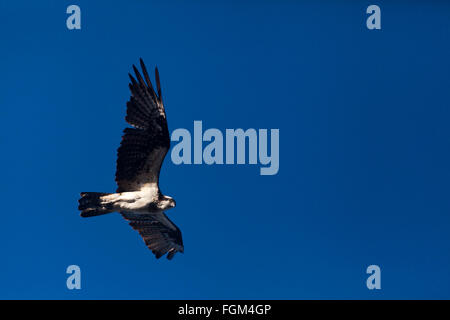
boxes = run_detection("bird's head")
[159,195,176,210]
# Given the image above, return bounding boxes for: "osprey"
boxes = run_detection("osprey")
[78,59,183,260]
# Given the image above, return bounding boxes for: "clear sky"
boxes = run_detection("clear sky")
[1,0,450,299]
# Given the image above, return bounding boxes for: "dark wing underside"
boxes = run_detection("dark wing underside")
[121,212,184,260]
[115,59,170,192]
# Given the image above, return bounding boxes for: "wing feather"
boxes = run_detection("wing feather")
[140,58,158,102]
[115,60,170,192]
[122,212,184,260]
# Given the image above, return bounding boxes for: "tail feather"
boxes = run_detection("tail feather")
[78,192,115,218]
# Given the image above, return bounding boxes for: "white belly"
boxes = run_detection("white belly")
[100,185,158,213]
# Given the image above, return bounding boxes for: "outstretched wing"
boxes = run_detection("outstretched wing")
[115,59,170,192]
[121,212,184,260]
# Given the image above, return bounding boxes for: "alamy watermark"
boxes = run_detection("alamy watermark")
[366,265,381,290]
[66,5,81,30]
[170,121,279,175]
[366,5,381,30]
[66,265,81,290]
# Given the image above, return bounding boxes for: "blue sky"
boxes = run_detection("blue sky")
[1,1,450,299]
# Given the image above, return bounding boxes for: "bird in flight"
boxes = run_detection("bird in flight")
[78,59,183,260]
